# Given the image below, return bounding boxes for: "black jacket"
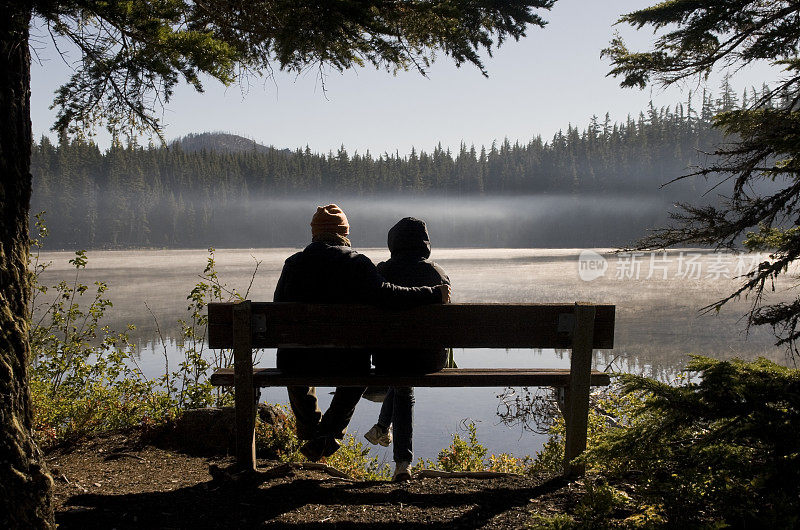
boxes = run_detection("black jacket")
[273,241,442,373]
[373,217,450,374]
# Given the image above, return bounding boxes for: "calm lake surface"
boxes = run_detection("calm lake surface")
[37,247,796,463]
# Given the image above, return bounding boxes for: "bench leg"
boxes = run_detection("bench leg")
[564,304,596,476]
[233,300,256,471]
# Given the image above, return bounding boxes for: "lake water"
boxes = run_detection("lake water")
[36,247,795,464]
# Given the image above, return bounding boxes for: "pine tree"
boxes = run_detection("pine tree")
[604,0,800,353]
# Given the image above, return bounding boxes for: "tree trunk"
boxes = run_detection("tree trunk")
[0,6,55,528]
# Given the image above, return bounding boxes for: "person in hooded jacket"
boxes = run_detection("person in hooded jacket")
[364,217,450,482]
[274,205,450,462]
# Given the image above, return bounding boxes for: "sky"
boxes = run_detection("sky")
[29,1,777,155]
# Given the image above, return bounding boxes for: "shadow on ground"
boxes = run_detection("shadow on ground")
[56,472,569,528]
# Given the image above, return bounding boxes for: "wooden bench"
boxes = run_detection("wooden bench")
[208,301,615,475]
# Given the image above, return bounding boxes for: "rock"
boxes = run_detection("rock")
[154,404,285,456]
[257,403,287,426]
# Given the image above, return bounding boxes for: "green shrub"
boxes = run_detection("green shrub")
[488,452,531,474]
[28,238,176,446]
[584,356,800,528]
[527,513,577,529]
[529,358,800,526]
[326,436,391,480]
[27,215,242,445]
[170,248,243,410]
[411,421,530,474]
[527,479,665,529]
[436,422,487,471]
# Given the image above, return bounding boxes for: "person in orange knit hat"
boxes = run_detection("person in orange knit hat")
[310,204,350,241]
[274,204,450,462]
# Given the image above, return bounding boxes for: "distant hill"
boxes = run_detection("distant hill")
[171,132,283,154]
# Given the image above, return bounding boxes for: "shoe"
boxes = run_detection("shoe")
[392,461,412,482]
[300,436,341,462]
[364,424,392,447]
[321,437,341,458]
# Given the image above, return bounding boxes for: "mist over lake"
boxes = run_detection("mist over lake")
[36,192,677,250]
[238,194,674,248]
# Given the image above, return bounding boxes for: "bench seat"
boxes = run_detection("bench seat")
[207,301,615,474]
[210,367,612,388]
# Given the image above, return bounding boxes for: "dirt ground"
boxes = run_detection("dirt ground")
[47,433,581,529]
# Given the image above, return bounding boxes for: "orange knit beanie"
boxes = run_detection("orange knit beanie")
[310,204,350,236]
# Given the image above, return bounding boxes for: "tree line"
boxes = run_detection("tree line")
[31,85,764,249]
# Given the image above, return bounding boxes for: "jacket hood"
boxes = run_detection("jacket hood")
[387,217,431,259]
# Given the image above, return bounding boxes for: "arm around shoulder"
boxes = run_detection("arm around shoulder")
[357,255,442,307]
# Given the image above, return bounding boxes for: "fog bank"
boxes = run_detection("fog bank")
[214,193,672,249]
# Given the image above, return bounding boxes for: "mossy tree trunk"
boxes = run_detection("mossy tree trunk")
[0,5,55,528]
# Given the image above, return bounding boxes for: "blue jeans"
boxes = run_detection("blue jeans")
[377,386,414,463]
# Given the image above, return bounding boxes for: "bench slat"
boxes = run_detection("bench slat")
[210,367,612,388]
[208,303,615,350]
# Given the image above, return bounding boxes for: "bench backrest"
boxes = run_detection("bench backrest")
[208,302,615,349]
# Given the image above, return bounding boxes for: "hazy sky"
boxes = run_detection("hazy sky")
[30,1,776,155]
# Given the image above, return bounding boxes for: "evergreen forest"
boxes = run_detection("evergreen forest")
[32,86,764,249]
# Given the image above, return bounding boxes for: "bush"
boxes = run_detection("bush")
[28,240,176,445]
[584,356,800,528]
[411,421,531,474]
[326,436,391,480]
[528,357,800,526]
[488,452,531,474]
[436,422,487,472]
[527,479,665,529]
[27,214,242,445]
